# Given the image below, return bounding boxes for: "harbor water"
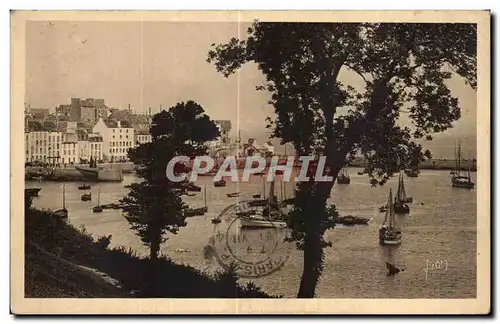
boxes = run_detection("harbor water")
[26,168,477,298]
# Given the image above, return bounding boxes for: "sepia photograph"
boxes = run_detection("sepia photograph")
[11,10,490,314]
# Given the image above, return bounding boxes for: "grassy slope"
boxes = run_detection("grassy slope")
[24,198,278,298]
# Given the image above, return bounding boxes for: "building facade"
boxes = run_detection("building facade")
[25,131,62,164]
[93,118,135,162]
[61,141,78,165]
[136,131,152,145]
[70,98,108,124]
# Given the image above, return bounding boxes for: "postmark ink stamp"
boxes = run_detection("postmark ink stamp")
[206,202,292,278]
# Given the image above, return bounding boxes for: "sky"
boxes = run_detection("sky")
[25,21,477,158]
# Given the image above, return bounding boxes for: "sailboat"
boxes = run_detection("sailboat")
[240,179,287,229]
[185,185,208,217]
[337,167,351,184]
[394,172,410,214]
[451,142,474,189]
[52,183,68,219]
[92,187,103,213]
[379,189,402,245]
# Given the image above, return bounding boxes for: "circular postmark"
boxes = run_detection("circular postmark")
[206,201,293,278]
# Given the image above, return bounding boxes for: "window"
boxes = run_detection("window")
[120,135,122,139]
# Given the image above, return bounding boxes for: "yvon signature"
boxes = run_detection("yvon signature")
[423,259,448,280]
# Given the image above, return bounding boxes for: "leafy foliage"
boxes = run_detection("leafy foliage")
[121,101,220,260]
[208,22,476,297]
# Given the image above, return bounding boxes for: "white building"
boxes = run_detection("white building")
[88,134,103,161]
[136,131,152,145]
[25,131,62,165]
[93,118,135,162]
[77,134,103,162]
[61,141,78,165]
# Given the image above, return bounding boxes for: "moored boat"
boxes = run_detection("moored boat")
[405,169,420,178]
[227,192,239,198]
[240,180,287,229]
[379,189,402,246]
[394,172,410,214]
[185,185,208,217]
[92,187,103,213]
[214,179,227,187]
[53,208,68,219]
[186,183,202,192]
[25,188,42,197]
[78,184,91,190]
[451,142,475,189]
[81,193,92,201]
[75,165,123,182]
[52,184,68,220]
[337,168,351,184]
[337,215,369,226]
[240,215,287,229]
[185,206,208,217]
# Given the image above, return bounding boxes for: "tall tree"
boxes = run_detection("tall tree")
[121,101,220,261]
[207,22,476,297]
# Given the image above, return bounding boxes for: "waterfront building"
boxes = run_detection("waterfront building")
[93,118,135,162]
[61,141,78,165]
[136,131,152,145]
[76,132,103,163]
[25,131,62,165]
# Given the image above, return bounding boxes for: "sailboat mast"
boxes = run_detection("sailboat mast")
[62,183,66,208]
[97,187,100,205]
[384,189,392,226]
[457,143,462,176]
[204,185,207,208]
[263,177,266,199]
[388,189,393,228]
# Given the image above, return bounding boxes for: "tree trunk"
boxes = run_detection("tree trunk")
[297,234,322,298]
[150,238,160,261]
[296,164,339,298]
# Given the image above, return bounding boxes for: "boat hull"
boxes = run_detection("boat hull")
[452,181,475,189]
[394,203,410,214]
[240,217,287,229]
[337,177,350,184]
[382,238,402,245]
[25,188,41,197]
[75,166,123,182]
[379,233,402,245]
[52,208,68,219]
